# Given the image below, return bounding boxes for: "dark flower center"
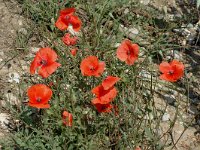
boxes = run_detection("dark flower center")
[127,50,131,56]
[40,60,47,66]
[168,70,174,75]
[36,98,41,102]
[89,66,95,71]
[65,16,70,21]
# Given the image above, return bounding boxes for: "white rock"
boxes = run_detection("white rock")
[124,8,129,14]
[18,28,27,35]
[162,113,170,121]
[140,0,150,5]
[8,72,20,83]
[4,93,20,106]
[30,47,40,53]
[114,43,121,48]
[139,70,151,79]
[129,27,139,35]
[67,25,81,36]
[0,113,10,130]
[18,20,23,26]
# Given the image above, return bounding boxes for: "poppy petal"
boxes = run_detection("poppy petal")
[95,61,105,77]
[91,98,101,105]
[159,62,172,73]
[102,76,120,90]
[69,15,82,32]
[93,103,113,113]
[100,87,117,104]
[28,103,50,109]
[91,85,102,97]
[160,74,176,82]
[38,48,58,63]
[116,44,128,61]
[55,16,69,31]
[30,57,41,75]
[70,48,77,56]
[60,8,75,16]
[38,62,61,78]
[126,55,138,65]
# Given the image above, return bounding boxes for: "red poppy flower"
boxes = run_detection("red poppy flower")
[62,111,73,127]
[27,84,53,108]
[80,56,105,77]
[55,8,82,31]
[93,103,113,113]
[91,85,117,104]
[62,33,78,46]
[102,76,120,90]
[30,47,61,78]
[70,48,77,56]
[159,60,184,82]
[116,39,139,65]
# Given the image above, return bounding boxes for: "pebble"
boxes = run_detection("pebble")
[163,94,176,105]
[162,112,170,121]
[18,28,27,35]
[188,105,199,115]
[8,72,20,83]
[30,47,40,53]
[67,25,81,36]
[124,8,129,14]
[119,24,139,39]
[114,43,120,48]
[4,93,20,106]
[0,113,10,130]
[140,0,150,5]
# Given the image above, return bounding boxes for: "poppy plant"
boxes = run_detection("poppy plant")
[62,33,78,46]
[159,60,184,82]
[116,39,139,65]
[80,56,105,77]
[62,111,73,127]
[30,47,61,78]
[55,7,81,31]
[70,48,77,56]
[27,84,53,109]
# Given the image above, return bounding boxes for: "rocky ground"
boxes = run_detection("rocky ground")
[0,0,199,149]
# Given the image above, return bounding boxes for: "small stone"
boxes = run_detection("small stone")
[18,28,27,35]
[187,23,194,28]
[140,0,150,5]
[188,105,198,115]
[38,41,45,47]
[0,113,10,130]
[67,25,81,36]
[174,13,182,19]
[4,93,20,106]
[18,20,23,26]
[182,39,187,46]
[139,70,151,79]
[162,113,170,121]
[129,27,139,35]
[8,72,20,83]
[114,43,120,48]
[124,8,129,14]
[163,94,176,105]
[30,47,40,53]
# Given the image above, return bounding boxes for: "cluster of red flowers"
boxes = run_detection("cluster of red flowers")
[91,76,120,113]
[27,7,185,127]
